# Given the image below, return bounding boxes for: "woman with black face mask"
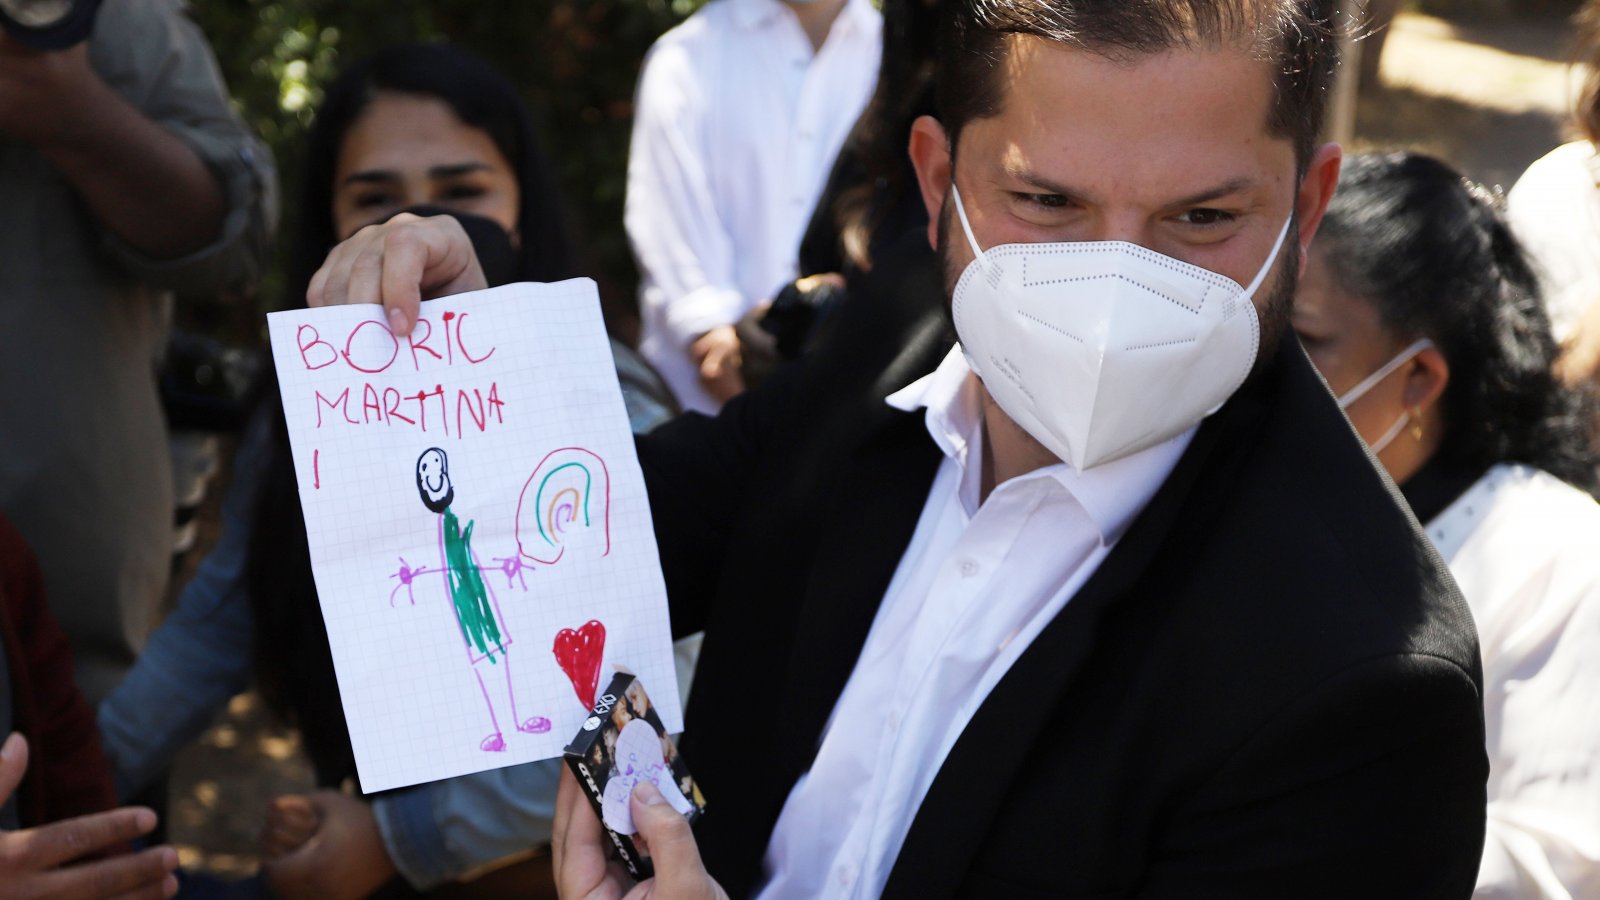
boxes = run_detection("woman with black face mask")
[99,43,676,898]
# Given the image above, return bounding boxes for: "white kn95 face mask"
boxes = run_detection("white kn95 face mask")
[948,184,1291,472]
[1334,338,1434,455]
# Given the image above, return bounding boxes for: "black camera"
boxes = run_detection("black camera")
[760,276,847,361]
[0,0,100,50]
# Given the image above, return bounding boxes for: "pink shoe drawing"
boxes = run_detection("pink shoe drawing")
[480,732,507,752]
[517,716,552,734]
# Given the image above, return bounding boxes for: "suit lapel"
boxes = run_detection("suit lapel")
[770,406,945,779]
[879,347,1277,899]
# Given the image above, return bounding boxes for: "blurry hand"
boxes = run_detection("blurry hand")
[261,790,395,900]
[553,767,727,900]
[691,325,746,404]
[259,794,321,861]
[0,732,179,900]
[0,35,96,145]
[1555,294,1600,387]
[307,213,487,338]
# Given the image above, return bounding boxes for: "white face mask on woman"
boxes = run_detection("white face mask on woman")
[1334,338,1435,455]
[949,184,1291,472]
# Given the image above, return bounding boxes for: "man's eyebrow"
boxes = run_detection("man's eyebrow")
[1168,176,1259,209]
[428,162,493,179]
[1004,164,1090,203]
[1003,165,1260,209]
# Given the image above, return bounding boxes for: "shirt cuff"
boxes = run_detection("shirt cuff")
[659,284,747,350]
[374,787,459,891]
[100,123,277,295]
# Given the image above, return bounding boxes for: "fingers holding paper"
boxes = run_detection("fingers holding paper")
[626,781,726,900]
[554,766,727,900]
[308,212,487,337]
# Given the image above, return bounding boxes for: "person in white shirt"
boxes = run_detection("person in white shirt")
[1297,150,1600,900]
[624,0,881,413]
[1506,0,1600,382]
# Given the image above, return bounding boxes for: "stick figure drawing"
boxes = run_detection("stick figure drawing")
[405,447,550,751]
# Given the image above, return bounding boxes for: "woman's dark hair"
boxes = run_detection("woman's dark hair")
[832,0,941,271]
[1317,152,1599,494]
[286,42,575,307]
[254,44,576,784]
[1577,0,1600,146]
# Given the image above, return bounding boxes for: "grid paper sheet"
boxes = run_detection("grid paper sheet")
[266,279,681,792]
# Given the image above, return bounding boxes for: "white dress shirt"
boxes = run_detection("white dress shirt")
[1506,142,1600,345]
[1422,465,1600,900]
[624,0,881,414]
[755,347,1193,899]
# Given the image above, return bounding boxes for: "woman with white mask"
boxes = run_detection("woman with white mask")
[1295,151,1600,900]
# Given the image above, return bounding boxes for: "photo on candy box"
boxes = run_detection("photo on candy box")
[564,672,705,880]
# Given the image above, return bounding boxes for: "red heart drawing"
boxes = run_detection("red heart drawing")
[553,619,607,710]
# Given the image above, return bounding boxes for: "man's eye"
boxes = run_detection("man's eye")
[1178,208,1235,226]
[1015,192,1067,209]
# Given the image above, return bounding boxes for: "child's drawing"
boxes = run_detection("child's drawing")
[600,718,697,834]
[516,447,611,565]
[553,619,607,710]
[268,281,684,793]
[401,447,551,752]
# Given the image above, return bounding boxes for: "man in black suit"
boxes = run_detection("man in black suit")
[311,1,1488,896]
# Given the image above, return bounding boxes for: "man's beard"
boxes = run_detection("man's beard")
[1247,227,1297,384]
[935,195,1298,383]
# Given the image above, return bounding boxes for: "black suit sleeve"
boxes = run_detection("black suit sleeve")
[1139,653,1488,899]
[635,364,802,640]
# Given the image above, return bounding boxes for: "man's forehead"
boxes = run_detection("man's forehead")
[973,35,1291,191]
[998,29,1276,91]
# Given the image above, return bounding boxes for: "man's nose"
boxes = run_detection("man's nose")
[1091,213,1155,248]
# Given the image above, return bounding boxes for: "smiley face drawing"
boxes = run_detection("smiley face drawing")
[404,447,549,752]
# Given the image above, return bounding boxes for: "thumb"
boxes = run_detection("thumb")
[630,780,717,899]
[0,733,28,809]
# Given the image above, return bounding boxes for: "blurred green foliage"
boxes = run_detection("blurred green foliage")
[189,0,708,336]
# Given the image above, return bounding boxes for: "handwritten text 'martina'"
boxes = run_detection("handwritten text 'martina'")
[295,311,507,439]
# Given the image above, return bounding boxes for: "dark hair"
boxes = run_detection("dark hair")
[254,44,576,784]
[834,0,942,271]
[1578,0,1600,146]
[416,448,454,514]
[936,0,1340,175]
[286,42,575,308]
[1317,152,1600,494]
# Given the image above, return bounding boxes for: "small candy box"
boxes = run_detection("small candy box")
[563,671,706,879]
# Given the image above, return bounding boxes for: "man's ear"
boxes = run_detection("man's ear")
[1403,343,1450,416]
[909,115,953,253]
[1293,143,1343,277]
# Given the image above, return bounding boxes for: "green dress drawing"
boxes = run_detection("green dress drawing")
[443,507,506,663]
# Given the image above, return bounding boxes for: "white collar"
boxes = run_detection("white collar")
[887,345,1194,543]
[729,0,874,36]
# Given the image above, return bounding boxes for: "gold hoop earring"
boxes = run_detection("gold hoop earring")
[1409,407,1424,442]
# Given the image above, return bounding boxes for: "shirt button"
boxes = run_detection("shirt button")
[837,864,856,886]
[960,558,980,578]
